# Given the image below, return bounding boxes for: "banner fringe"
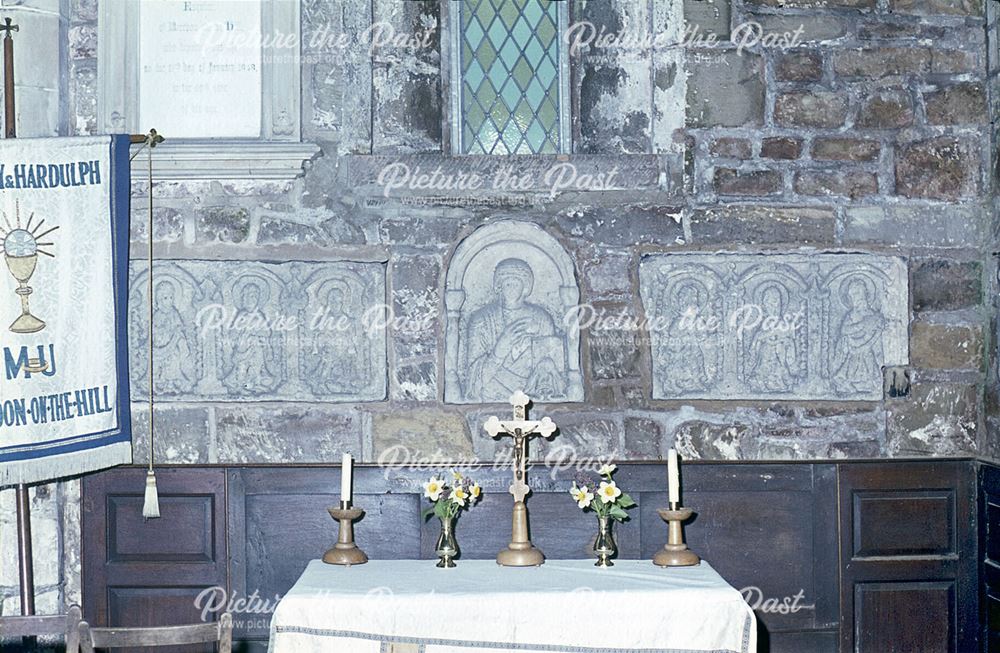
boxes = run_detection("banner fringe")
[0,441,132,488]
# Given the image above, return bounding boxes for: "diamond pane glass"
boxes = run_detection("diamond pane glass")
[459,0,561,154]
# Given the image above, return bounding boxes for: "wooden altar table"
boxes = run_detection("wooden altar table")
[267,559,756,653]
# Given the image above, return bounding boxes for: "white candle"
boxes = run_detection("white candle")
[341,453,353,503]
[667,448,680,505]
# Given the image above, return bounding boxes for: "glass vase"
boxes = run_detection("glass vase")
[435,515,459,568]
[594,515,616,567]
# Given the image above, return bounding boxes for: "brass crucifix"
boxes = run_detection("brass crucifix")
[484,390,557,567]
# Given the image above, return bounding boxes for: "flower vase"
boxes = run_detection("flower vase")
[435,515,459,568]
[594,515,616,567]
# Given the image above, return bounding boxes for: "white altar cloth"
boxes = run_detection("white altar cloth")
[268,559,756,653]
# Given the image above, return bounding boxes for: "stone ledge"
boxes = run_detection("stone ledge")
[344,154,666,199]
[131,141,322,181]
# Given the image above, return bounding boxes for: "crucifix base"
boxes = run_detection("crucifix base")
[497,500,544,567]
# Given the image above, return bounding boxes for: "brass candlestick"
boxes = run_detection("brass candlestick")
[323,501,368,566]
[653,506,700,567]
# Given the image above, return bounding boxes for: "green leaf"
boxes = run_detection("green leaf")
[609,505,629,521]
[617,494,636,508]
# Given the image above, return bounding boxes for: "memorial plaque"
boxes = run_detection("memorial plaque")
[139,0,263,138]
[445,221,583,404]
[639,252,908,401]
[128,260,387,402]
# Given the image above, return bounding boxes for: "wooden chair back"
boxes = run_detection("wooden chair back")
[78,613,232,653]
[0,605,82,651]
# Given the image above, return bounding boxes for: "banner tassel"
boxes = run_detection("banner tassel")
[142,469,160,519]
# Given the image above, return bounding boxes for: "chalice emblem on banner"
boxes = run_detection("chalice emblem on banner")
[0,202,57,333]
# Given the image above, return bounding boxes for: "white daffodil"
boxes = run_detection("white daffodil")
[570,484,594,509]
[469,482,482,502]
[597,463,617,476]
[423,477,445,501]
[598,480,622,504]
[451,486,468,507]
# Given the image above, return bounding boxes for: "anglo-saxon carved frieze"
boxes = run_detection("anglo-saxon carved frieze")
[639,253,908,401]
[129,260,387,402]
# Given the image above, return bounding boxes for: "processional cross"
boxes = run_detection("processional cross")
[484,390,557,567]
[0,18,16,140]
[0,18,18,38]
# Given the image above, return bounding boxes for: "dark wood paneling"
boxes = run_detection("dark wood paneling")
[81,460,979,653]
[244,493,419,606]
[107,494,216,563]
[852,490,956,558]
[855,582,953,653]
[764,630,839,653]
[980,463,1000,652]
[638,464,839,638]
[227,468,427,641]
[106,587,216,653]
[82,467,228,635]
[839,462,976,653]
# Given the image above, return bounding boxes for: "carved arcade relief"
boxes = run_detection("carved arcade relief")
[639,253,907,401]
[128,260,386,402]
[445,221,583,403]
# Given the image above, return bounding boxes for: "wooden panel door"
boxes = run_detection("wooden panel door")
[839,461,977,653]
[980,463,1000,652]
[82,467,228,651]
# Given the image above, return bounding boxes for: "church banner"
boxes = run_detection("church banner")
[0,135,132,486]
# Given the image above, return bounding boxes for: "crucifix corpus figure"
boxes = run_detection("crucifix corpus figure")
[484,390,557,567]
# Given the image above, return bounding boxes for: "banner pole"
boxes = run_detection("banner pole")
[16,484,34,616]
[1,14,35,619]
[3,17,15,139]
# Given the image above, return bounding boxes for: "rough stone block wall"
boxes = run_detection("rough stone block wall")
[2,0,999,616]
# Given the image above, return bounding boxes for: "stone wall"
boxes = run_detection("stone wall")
[2,0,998,617]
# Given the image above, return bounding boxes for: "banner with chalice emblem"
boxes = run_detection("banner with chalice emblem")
[0,135,131,486]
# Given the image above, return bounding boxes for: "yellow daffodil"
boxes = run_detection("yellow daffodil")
[423,477,444,501]
[452,469,463,482]
[597,463,617,476]
[470,483,482,501]
[451,486,468,507]
[598,480,622,504]
[570,484,594,509]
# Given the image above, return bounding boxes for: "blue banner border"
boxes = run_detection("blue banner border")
[0,135,132,467]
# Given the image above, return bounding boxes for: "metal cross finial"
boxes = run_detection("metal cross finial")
[1,18,18,38]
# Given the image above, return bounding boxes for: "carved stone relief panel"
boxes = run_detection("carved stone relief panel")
[129,260,387,402]
[445,221,582,403]
[639,252,908,401]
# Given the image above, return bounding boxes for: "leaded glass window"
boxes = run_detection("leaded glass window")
[453,0,569,155]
